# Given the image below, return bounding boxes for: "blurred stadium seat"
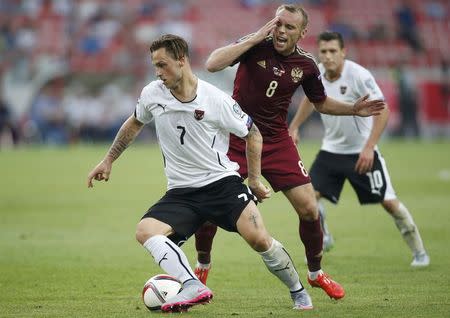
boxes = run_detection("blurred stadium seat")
[0,0,448,145]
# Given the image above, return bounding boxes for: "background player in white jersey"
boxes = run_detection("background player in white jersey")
[87,34,314,312]
[289,31,429,267]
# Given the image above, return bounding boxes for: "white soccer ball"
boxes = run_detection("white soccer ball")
[142,274,182,311]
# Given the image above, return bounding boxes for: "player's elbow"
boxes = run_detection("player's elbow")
[312,100,325,113]
[205,53,226,72]
[205,60,221,73]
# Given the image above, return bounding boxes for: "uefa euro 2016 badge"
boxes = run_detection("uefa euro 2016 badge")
[291,67,303,83]
[194,109,205,120]
[232,103,245,119]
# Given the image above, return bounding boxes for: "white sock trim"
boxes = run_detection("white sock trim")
[258,238,276,257]
[195,261,211,269]
[308,270,323,280]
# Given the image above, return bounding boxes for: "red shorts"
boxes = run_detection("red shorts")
[228,134,311,192]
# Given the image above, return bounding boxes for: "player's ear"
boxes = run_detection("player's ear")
[178,55,186,67]
[299,27,308,39]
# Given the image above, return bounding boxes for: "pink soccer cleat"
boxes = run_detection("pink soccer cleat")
[161,280,213,313]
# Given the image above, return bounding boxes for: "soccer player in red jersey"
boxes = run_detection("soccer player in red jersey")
[194,4,384,300]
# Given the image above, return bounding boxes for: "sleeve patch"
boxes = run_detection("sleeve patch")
[246,116,253,130]
[232,102,245,119]
[364,78,375,90]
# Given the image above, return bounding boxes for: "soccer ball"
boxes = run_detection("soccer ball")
[142,274,182,311]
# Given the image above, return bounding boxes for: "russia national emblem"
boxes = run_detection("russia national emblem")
[291,67,303,83]
[194,109,205,120]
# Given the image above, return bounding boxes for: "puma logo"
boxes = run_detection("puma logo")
[157,103,167,112]
[274,262,290,272]
[158,253,168,266]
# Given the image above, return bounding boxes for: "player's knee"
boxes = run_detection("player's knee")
[136,217,174,244]
[248,233,272,252]
[135,222,152,245]
[314,191,321,200]
[297,201,318,221]
[135,218,166,244]
[382,199,399,214]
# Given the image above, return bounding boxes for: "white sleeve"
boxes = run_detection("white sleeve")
[134,86,154,124]
[219,97,253,138]
[355,68,385,101]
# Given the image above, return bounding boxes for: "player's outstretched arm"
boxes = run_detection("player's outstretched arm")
[243,124,271,202]
[205,17,279,72]
[313,95,385,117]
[288,97,315,144]
[87,115,144,188]
[352,95,386,117]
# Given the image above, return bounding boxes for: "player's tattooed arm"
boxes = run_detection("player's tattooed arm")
[87,115,144,188]
[245,124,263,182]
[244,124,271,202]
[104,115,144,163]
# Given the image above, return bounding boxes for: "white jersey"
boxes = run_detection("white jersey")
[135,79,252,190]
[318,60,384,154]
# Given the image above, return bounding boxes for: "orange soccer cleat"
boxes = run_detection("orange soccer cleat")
[194,263,211,285]
[308,272,345,300]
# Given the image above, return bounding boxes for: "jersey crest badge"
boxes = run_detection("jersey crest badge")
[273,67,285,77]
[194,109,205,120]
[340,86,347,94]
[257,60,266,69]
[291,67,303,83]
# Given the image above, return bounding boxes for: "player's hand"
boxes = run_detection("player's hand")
[355,147,374,174]
[87,159,112,188]
[248,179,272,202]
[251,17,279,44]
[289,127,300,145]
[353,95,385,117]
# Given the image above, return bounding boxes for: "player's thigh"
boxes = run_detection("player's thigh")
[262,137,311,192]
[200,176,256,232]
[141,194,203,244]
[348,151,393,204]
[309,151,347,204]
[235,201,272,252]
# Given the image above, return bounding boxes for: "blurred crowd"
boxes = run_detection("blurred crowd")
[0,0,449,147]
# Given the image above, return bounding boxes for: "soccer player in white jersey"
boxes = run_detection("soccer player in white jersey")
[87,34,314,312]
[289,31,429,267]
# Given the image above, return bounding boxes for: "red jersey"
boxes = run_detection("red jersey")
[232,37,326,140]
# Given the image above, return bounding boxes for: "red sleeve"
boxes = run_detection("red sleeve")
[230,35,264,66]
[303,65,327,103]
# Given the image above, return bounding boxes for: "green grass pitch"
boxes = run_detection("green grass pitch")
[1,140,450,317]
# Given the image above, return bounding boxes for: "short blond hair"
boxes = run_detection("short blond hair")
[276,4,308,30]
[150,34,189,60]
